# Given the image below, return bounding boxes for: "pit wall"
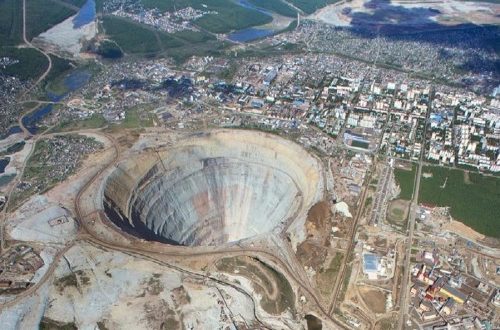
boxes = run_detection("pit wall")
[103,130,323,244]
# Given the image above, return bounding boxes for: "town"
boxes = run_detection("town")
[1,46,494,329]
[0,0,498,328]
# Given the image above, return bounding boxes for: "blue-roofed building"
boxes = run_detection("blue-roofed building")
[363,253,380,280]
[251,98,265,108]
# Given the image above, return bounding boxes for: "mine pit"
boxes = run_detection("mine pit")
[103,130,321,246]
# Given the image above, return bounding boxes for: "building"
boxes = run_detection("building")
[250,98,265,108]
[263,70,277,85]
[363,253,380,280]
[492,289,500,307]
[344,131,370,147]
[422,311,438,321]
[440,284,468,304]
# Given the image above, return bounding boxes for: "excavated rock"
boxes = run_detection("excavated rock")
[103,130,321,246]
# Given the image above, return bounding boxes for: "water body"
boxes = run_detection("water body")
[0,157,10,174]
[228,28,275,42]
[73,0,96,29]
[22,70,92,134]
[64,70,92,91]
[0,126,22,139]
[229,0,275,42]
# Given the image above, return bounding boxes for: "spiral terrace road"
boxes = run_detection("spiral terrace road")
[1,131,349,329]
[74,132,349,329]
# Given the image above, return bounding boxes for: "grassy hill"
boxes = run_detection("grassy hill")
[0,0,23,46]
[101,15,226,62]
[26,0,78,40]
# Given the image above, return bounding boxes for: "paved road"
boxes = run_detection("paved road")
[22,0,53,96]
[0,0,59,252]
[327,169,373,317]
[79,133,350,329]
[0,130,349,329]
[397,93,432,329]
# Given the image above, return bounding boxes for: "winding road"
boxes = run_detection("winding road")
[0,0,58,252]
[22,0,53,97]
[0,130,349,329]
[1,4,363,325]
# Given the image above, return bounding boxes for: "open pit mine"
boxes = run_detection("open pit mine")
[103,130,322,246]
[2,129,336,329]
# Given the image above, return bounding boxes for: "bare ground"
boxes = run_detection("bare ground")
[359,287,386,314]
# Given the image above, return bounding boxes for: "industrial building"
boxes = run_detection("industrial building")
[363,253,380,280]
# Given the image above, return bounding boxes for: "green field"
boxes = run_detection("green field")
[101,16,192,55]
[287,0,342,14]
[102,16,228,61]
[157,32,184,48]
[165,39,228,63]
[102,16,165,54]
[26,0,77,40]
[44,55,74,84]
[194,2,272,33]
[351,140,370,149]
[0,0,23,45]
[53,114,106,132]
[142,0,272,33]
[0,47,49,81]
[0,0,76,84]
[172,30,215,43]
[247,0,297,17]
[419,166,500,238]
[116,106,154,128]
[97,0,278,59]
[394,164,416,200]
[101,0,272,33]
